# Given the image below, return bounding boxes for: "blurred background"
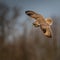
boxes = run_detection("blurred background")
[0,0,60,60]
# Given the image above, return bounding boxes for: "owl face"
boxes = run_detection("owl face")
[25,10,53,38]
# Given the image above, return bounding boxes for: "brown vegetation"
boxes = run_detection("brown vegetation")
[0,3,60,60]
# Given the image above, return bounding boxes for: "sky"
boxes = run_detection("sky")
[0,0,60,17]
[0,0,60,43]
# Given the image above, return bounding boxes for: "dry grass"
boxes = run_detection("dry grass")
[0,23,59,60]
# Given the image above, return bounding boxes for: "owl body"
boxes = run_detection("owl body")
[25,10,53,38]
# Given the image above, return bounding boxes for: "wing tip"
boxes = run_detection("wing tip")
[25,10,32,16]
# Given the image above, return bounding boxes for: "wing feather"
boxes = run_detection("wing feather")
[25,10,46,23]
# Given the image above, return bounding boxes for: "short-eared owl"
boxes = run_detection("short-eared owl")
[25,10,53,38]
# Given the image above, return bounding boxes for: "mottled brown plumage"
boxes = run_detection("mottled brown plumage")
[25,10,53,38]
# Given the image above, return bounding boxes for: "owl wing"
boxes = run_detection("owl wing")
[25,10,46,23]
[44,27,52,38]
[40,23,52,38]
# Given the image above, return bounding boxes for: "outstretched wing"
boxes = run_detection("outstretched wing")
[25,10,46,24]
[44,27,52,38]
[40,23,52,38]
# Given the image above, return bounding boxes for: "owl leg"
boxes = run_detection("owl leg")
[33,21,40,27]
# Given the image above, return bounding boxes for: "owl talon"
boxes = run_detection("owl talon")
[33,23,40,27]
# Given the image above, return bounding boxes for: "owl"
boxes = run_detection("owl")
[25,10,53,38]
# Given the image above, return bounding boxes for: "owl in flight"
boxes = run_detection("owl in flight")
[25,10,53,38]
